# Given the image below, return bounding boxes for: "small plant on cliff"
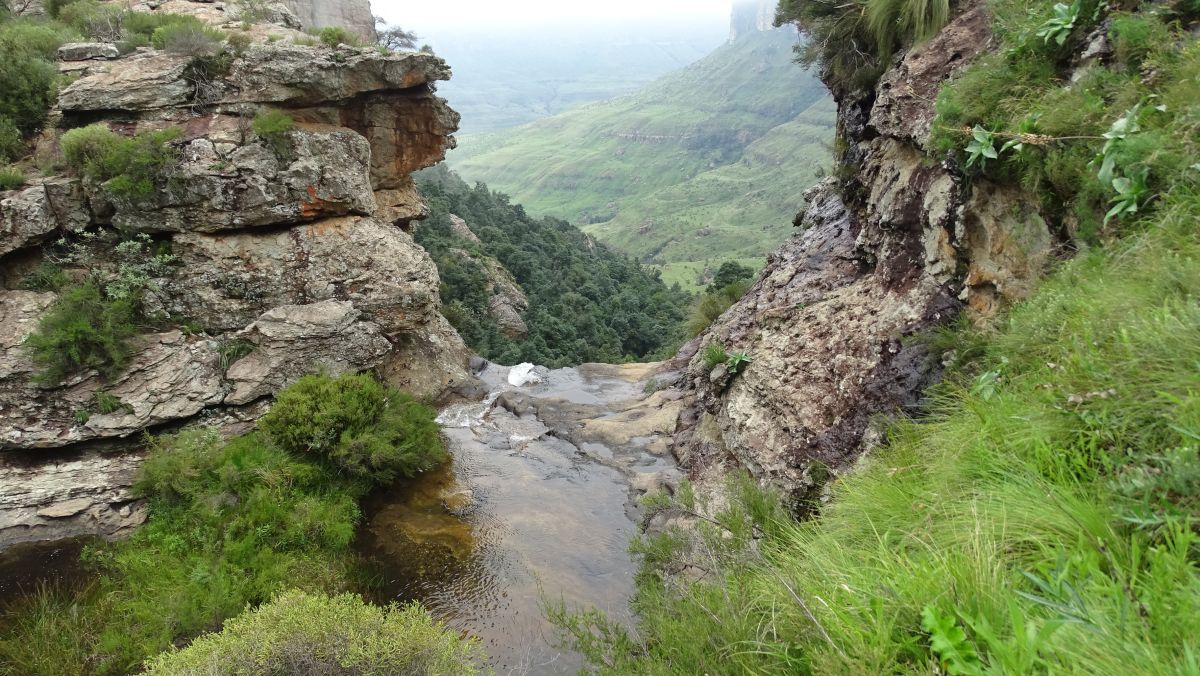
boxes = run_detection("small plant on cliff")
[702,342,728,370]
[61,124,183,200]
[143,590,483,675]
[251,109,295,159]
[0,165,24,190]
[725,350,752,375]
[24,281,139,383]
[315,26,360,48]
[1035,1,1081,45]
[151,20,227,55]
[259,373,448,483]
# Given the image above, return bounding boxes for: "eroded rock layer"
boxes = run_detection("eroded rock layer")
[0,0,470,547]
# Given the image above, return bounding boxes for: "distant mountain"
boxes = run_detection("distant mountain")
[448,25,834,288]
[425,19,726,135]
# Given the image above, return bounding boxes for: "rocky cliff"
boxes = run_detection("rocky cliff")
[0,0,469,546]
[672,2,1056,498]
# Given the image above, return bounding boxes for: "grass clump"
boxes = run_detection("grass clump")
[61,123,182,200]
[0,165,24,189]
[259,373,447,484]
[775,0,953,92]
[143,590,483,675]
[19,261,69,291]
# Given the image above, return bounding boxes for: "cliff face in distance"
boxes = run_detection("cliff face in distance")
[0,0,469,546]
[671,1,1056,498]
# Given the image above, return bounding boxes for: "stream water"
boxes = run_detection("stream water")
[356,361,681,674]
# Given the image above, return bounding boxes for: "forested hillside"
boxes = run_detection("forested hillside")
[450,28,834,287]
[415,166,690,367]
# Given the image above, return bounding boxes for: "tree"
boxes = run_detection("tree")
[374,15,418,51]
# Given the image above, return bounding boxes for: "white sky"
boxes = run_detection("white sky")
[371,0,732,29]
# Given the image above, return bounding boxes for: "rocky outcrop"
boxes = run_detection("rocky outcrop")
[671,1,1057,496]
[0,2,470,547]
[279,0,376,42]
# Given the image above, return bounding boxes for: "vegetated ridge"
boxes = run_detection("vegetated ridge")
[450,26,835,288]
[415,165,690,367]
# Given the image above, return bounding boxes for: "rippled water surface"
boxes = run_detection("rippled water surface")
[357,363,679,674]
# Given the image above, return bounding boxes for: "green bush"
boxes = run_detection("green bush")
[251,108,295,158]
[1109,13,1171,67]
[143,590,483,675]
[686,279,750,337]
[701,342,728,370]
[259,373,447,483]
[0,19,69,138]
[150,20,226,54]
[60,123,182,199]
[0,116,22,161]
[58,0,126,41]
[23,281,139,383]
[0,165,24,190]
[316,25,359,48]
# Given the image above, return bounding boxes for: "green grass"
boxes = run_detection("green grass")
[0,374,450,674]
[450,30,834,266]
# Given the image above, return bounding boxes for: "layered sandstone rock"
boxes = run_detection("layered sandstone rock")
[671,1,1057,496]
[0,0,468,547]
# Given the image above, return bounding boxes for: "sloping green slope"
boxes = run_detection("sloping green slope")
[449,29,834,268]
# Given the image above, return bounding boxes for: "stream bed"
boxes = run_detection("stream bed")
[356,361,682,674]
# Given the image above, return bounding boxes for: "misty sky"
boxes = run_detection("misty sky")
[372,0,732,30]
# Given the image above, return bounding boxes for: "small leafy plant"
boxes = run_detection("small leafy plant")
[726,351,752,375]
[1105,165,1150,225]
[964,125,999,169]
[1036,1,1081,45]
[922,605,982,675]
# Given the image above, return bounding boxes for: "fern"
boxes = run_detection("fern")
[922,606,983,675]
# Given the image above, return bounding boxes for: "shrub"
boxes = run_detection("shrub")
[142,590,483,675]
[377,23,418,51]
[60,124,182,199]
[251,108,294,158]
[686,279,750,337]
[225,30,251,52]
[315,25,359,48]
[58,0,125,41]
[0,116,22,162]
[150,20,226,55]
[0,21,64,137]
[259,373,447,483]
[24,281,139,383]
[0,165,24,190]
[1109,13,1170,67]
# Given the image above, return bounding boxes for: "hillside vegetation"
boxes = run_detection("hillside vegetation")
[450,28,834,281]
[553,0,1200,672]
[415,166,690,367]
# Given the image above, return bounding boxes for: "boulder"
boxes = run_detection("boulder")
[0,179,91,257]
[109,127,376,233]
[224,300,392,405]
[57,42,120,61]
[161,216,441,334]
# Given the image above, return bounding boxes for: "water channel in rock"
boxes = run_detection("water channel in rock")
[356,361,682,675]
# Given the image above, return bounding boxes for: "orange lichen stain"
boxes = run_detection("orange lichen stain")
[300,185,345,222]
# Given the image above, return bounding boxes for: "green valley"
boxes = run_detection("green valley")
[450,27,834,286]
